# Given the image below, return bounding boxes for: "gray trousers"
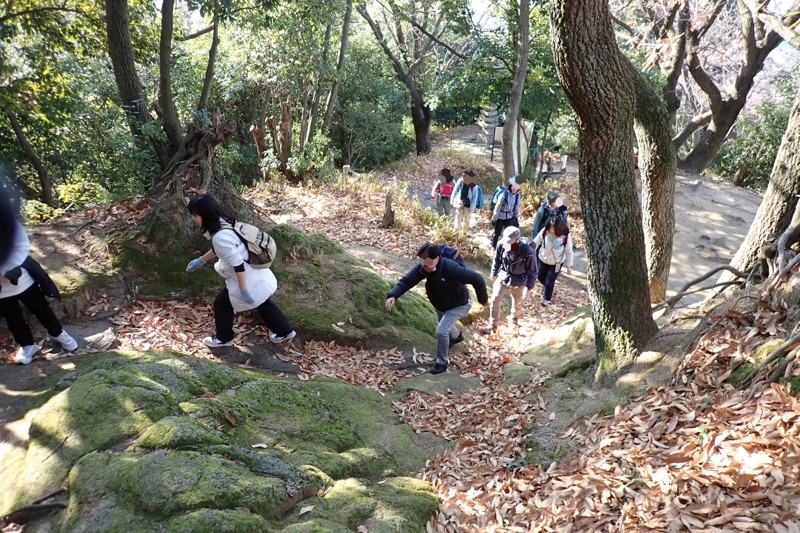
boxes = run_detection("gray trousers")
[435,300,472,365]
[488,280,525,328]
[436,198,452,216]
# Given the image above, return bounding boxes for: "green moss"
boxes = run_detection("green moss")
[115,247,221,297]
[282,518,354,532]
[286,477,437,532]
[112,450,291,517]
[523,436,569,467]
[501,362,533,388]
[596,401,616,416]
[135,417,228,449]
[166,509,274,533]
[781,376,800,395]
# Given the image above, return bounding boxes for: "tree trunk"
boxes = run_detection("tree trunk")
[197,4,220,113]
[306,20,332,145]
[537,111,552,182]
[158,0,182,155]
[105,0,171,167]
[550,0,658,385]
[503,0,531,179]
[298,78,312,151]
[6,110,53,206]
[678,100,743,173]
[322,0,353,133]
[279,100,292,173]
[624,58,677,303]
[727,91,800,276]
[410,97,432,155]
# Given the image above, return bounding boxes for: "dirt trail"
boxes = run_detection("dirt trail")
[446,124,761,304]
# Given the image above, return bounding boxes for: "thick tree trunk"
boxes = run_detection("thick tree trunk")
[727,91,800,276]
[322,0,353,133]
[197,6,219,113]
[551,0,657,385]
[624,58,677,302]
[158,0,182,154]
[6,110,53,206]
[410,98,432,155]
[502,0,531,179]
[305,21,332,145]
[105,0,170,167]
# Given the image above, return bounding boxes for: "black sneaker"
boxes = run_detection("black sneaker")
[428,363,448,374]
[449,332,464,347]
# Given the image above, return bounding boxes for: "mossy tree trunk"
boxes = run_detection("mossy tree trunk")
[623,57,677,303]
[550,0,658,386]
[726,91,800,276]
[144,115,274,254]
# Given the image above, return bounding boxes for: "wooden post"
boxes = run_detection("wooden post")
[380,192,395,228]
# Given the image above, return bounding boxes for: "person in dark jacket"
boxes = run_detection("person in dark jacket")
[482,226,537,333]
[0,220,78,364]
[385,243,488,374]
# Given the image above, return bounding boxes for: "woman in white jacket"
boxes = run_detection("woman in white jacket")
[185,195,296,347]
[532,218,573,306]
[0,220,78,364]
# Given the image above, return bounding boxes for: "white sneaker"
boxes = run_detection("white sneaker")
[15,345,40,365]
[541,299,550,306]
[53,330,78,352]
[269,330,296,344]
[203,336,233,348]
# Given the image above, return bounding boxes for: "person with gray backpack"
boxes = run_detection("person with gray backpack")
[185,194,295,347]
[481,226,537,333]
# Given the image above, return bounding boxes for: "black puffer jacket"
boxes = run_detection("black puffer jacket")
[490,242,537,289]
[388,257,488,312]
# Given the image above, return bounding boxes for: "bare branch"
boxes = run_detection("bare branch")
[673,111,712,150]
[356,4,408,79]
[743,0,800,49]
[698,0,728,38]
[405,13,466,59]
[686,32,723,108]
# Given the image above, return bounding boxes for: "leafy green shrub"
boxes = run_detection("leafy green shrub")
[547,114,579,155]
[216,140,261,187]
[710,101,790,191]
[288,133,341,181]
[20,200,62,223]
[56,181,111,208]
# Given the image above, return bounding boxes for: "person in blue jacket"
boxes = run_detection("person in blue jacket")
[385,243,488,374]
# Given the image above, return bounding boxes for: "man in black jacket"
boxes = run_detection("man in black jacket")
[483,226,537,333]
[386,243,488,374]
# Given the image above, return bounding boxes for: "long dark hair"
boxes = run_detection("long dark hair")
[187,194,234,234]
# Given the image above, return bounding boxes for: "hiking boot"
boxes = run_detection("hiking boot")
[428,363,448,375]
[270,330,297,344]
[52,330,78,352]
[541,299,550,306]
[203,336,233,348]
[15,345,39,365]
[449,332,464,347]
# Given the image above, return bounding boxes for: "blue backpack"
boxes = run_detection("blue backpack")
[474,185,485,209]
[489,186,507,213]
[438,244,465,267]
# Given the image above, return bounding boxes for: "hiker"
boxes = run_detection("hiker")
[0,219,78,364]
[385,243,488,374]
[185,194,296,347]
[532,218,573,306]
[491,176,521,249]
[531,191,568,239]
[430,168,455,217]
[451,170,482,232]
[482,226,537,333]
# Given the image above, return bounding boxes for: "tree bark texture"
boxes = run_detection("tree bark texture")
[502,0,530,179]
[6,110,53,206]
[322,0,352,134]
[158,0,182,154]
[105,0,170,166]
[623,58,677,303]
[727,91,800,275]
[305,20,332,145]
[410,97,433,155]
[550,0,658,384]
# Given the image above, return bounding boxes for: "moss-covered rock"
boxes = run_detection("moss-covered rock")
[5,351,442,532]
[118,222,437,349]
[521,307,595,374]
[726,337,785,387]
[501,362,533,387]
[279,477,438,533]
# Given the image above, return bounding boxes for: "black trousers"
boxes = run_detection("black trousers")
[214,288,294,342]
[0,283,63,346]
[537,258,561,301]
[492,217,519,248]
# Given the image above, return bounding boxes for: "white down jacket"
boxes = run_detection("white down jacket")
[211,224,277,313]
